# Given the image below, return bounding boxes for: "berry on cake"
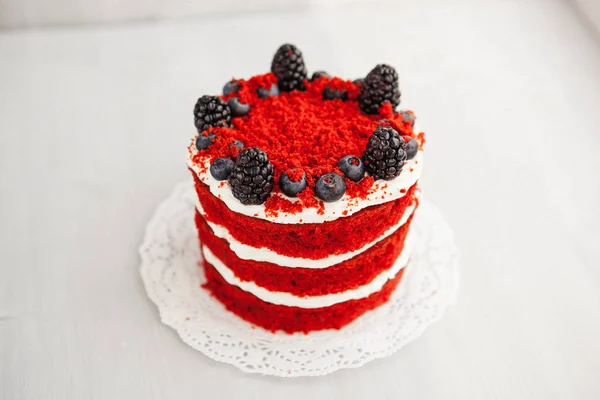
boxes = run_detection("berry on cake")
[187,43,425,334]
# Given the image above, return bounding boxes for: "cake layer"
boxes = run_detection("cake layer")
[193,172,418,260]
[203,244,409,308]
[196,198,416,268]
[195,210,413,297]
[202,259,405,334]
[188,145,423,224]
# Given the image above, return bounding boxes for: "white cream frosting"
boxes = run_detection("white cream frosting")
[196,199,416,269]
[187,138,423,225]
[201,235,412,309]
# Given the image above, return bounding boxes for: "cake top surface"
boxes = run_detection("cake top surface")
[188,44,425,222]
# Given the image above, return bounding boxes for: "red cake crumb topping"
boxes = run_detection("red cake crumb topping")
[191,73,419,213]
[263,195,303,217]
[417,131,426,149]
[345,176,375,199]
[286,168,305,182]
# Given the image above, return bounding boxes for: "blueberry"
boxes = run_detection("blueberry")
[257,87,269,98]
[232,139,245,149]
[279,170,307,197]
[405,138,418,160]
[196,132,216,150]
[257,83,280,98]
[400,110,415,127]
[338,155,365,182]
[210,157,234,181]
[311,71,330,81]
[269,83,280,96]
[223,81,240,96]
[227,97,250,117]
[315,173,346,202]
[322,86,348,101]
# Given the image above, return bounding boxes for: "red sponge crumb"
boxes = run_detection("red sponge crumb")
[193,171,418,259]
[191,73,420,214]
[202,259,405,334]
[286,168,305,182]
[195,210,413,297]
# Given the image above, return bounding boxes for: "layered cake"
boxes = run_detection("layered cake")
[187,44,425,334]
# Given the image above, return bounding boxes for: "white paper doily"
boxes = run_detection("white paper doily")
[139,182,459,377]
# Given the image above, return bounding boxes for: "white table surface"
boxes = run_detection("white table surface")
[2,1,600,399]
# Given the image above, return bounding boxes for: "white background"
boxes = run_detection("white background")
[1,0,600,32]
[1,0,600,399]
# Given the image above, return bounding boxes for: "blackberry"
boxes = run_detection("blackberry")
[358,64,401,115]
[228,147,274,205]
[194,95,231,133]
[363,125,407,180]
[271,44,308,92]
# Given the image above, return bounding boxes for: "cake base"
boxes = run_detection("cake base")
[139,182,459,377]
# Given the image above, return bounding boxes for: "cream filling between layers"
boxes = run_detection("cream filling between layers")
[196,199,416,269]
[187,138,423,225]
[201,234,413,309]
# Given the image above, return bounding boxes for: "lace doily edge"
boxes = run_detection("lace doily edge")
[138,182,460,377]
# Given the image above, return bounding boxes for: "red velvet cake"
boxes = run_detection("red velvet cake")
[187,44,425,334]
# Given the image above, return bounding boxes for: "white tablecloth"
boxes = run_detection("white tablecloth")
[2,1,600,398]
